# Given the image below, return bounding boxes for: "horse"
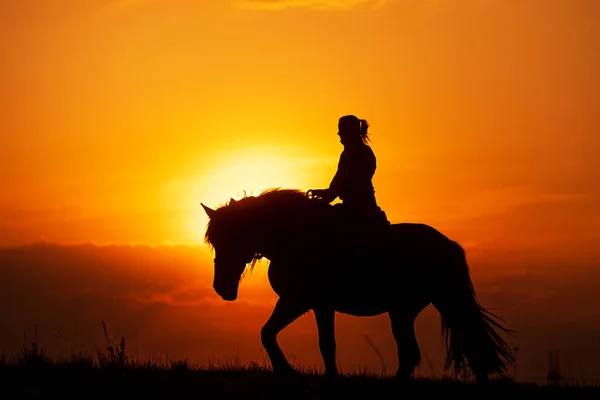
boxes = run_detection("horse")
[201,188,514,382]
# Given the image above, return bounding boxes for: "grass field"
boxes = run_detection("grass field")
[1,325,599,399]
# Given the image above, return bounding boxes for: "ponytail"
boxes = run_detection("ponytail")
[359,119,370,143]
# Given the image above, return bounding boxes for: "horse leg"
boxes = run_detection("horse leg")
[314,308,338,377]
[261,298,308,375]
[389,311,421,381]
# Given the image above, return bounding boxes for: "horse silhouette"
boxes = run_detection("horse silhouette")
[201,188,514,382]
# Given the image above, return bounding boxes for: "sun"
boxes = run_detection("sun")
[202,146,317,201]
[171,145,333,244]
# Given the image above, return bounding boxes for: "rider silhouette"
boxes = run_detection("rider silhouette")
[308,115,390,245]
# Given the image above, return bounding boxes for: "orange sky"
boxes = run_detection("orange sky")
[2,0,599,267]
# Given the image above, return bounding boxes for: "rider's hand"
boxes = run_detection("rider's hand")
[307,189,326,199]
[307,189,334,203]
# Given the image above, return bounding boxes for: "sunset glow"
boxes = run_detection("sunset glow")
[171,144,328,242]
[2,0,598,258]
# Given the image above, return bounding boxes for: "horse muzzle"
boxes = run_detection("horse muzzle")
[220,291,238,301]
[213,282,238,301]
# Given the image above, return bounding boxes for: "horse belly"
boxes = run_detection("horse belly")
[328,258,403,316]
[335,304,388,317]
[331,280,392,316]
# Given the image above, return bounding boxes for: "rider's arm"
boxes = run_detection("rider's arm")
[321,188,338,204]
[325,152,346,203]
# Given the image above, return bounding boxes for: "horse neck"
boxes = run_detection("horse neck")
[250,199,309,259]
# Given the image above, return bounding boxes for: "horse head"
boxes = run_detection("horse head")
[202,189,318,300]
[202,202,256,301]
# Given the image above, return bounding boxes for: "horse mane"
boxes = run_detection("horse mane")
[222,188,309,213]
[204,188,309,241]
[204,188,315,274]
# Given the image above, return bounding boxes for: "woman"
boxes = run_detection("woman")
[308,115,389,234]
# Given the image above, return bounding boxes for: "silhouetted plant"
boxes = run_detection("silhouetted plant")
[415,347,443,379]
[50,324,95,368]
[459,364,475,381]
[13,325,52,368]
[97,320,128,368]
[169,358,188,371]
[247,361,263,372]
[69,348,95,368]
[139,351,167,370]
[363,335,387,376]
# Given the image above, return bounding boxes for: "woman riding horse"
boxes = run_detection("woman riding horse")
[307,115,390,249]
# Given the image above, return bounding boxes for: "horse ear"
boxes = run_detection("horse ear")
[229,198,237,205]
[201,203,216,218]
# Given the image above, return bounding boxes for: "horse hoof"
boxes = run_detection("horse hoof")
[394,373,414,384]
[325,370,339,379]
[273,367,302,379]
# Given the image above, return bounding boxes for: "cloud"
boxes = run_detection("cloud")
[0,242,599,381]
[0,242,281,363]
[233,0,388,11]
[453,187,588,219]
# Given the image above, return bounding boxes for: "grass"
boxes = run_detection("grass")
[0,322,598,399]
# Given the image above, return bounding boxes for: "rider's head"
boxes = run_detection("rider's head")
[338,115,370,146]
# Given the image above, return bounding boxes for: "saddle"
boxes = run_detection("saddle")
[323,204,392,258]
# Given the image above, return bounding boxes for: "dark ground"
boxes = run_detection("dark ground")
[2,365,599,399]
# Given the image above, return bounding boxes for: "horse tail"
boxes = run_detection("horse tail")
[432,240,515,380]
